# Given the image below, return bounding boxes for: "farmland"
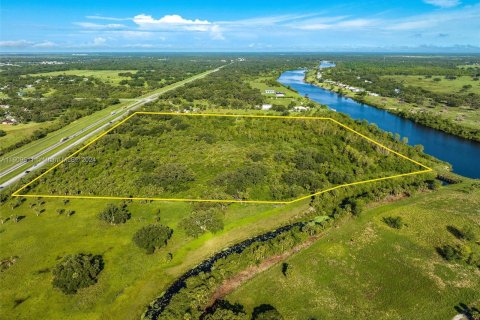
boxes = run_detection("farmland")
[226,181,480,319]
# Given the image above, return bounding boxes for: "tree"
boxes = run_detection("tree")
[179,208,224,238]
[382,216,403,229]
[52,253,104,294]
[204,300,248,320]
[98,203,131,225]
[252,304,284,320]
[133,224,173,254]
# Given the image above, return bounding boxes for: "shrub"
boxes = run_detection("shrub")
[247,150,264,162]
[196,132,216,144]
[215,163,268,196]
[447,225,477,242]
[382,216,403,229]
[52,253,104,294]
[438,244,464,261]
[0,130,6,137]
[179,208,224,238]
[137,163,195,192]
[252,304,284,320]
[98,204,131,225]
[133,224,173,254]
[205,300,247,320]
[462,225,477,242]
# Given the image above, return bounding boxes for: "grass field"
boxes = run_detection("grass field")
[384,75,480,95]
[30,70,137,85]
[0,194,310,319]
[0,122,53,150]
[249,76,306,107]
[227,182,480,319]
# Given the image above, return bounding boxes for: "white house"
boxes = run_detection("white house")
[275,92,285,98]
[265,89,275,94]
[261,104,272,110]
[292,106,309,112]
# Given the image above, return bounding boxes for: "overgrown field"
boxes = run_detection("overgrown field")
[22,114,424,201]
[0,122,53,150]
[226,182,480,319]
[384,75,480,95]
[30,70,138,85]
[0,195,310,319]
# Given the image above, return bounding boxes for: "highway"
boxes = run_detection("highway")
[0,66,224,189]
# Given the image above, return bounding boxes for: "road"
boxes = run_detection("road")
[0,66,224,189]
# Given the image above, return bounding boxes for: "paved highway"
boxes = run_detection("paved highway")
[0,66,224,189]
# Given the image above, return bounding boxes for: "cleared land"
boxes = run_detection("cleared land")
[384,75,480,95]
[249,76,305,107]
[0,122,53,150]
[0,192,311,319]
[30,70,137,85]
[18,113,425,202]
[227,182,480,319]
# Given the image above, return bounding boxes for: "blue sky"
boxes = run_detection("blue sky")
[1,0,479,52]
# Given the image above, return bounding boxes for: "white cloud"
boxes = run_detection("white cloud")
[292,17,379,30]
[0,40,57,49]
[93,37,107,46]
[133,14,211,31]
[86,15,130,21]
[210,25,224,40]
[423,0,461,8]
[0,40,33,48]
[109,31,157,39]
[387,4,480,30]
[33,41,58,48]
[219,14,318,27]
[132,14,224,40]
[75,22,125,30]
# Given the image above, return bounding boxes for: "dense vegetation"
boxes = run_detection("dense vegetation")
[97,203,131,225]
[25,113,425,202]
[52,253,104,294]
[133,224,173,254]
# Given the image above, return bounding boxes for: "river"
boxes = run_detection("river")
[278,69,480,179]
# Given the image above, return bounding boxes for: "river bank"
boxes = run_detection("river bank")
[305,69,480,143]
[278,69,480,179]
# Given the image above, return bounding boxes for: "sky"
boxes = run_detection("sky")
[0,0,479,52]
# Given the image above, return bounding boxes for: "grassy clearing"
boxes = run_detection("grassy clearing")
[0,122,53,150]
[384,75,480,95]
[30,70,137,85]
[249,76,306,107]
[0,194,309,319]
[227,183,480,319]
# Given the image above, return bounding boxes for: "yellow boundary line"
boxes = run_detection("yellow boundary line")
[12,112,433,204]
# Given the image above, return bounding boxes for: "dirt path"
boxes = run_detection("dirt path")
[206,233,323,307]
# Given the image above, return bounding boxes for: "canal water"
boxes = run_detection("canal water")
[278,69,480,179]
